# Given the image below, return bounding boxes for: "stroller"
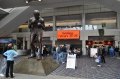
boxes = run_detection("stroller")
[0,58,7,77]
[94,53,101,67]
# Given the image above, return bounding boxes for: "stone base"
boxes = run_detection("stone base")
[14,56,59,76]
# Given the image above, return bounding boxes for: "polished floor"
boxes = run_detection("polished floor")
[51,56,120,79]
[0,56,120,79]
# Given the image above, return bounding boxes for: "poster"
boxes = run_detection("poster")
[90,48,98,57]
[66,54,76,69]
[57,30,80,39]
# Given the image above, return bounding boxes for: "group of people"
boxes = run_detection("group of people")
[28,45,51,60]
[94,46,106,67]
[52,45,82,64]
[93,45,120,67]
[52,45,67,64]
[109,46,119,57]
[0,43,18,78]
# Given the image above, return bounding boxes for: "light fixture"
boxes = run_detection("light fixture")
[25,0,42,3]
[117,0,120,1]
[25,0,30,3]
[26,0,29,3]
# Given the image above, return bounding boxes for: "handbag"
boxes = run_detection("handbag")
[95,58,99,63]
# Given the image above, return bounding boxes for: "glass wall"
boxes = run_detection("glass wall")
[13,11,117,33]
[44,16,53,31]
[13,16,54,33]
[85,11,117,30]
[56,14,82,30]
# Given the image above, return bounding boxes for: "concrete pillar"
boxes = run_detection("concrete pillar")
[82,40,86,55]
[115,35,120,47]
[82,13,85,30]
[117,13,120,29]
[51,37,56,46]
[26,37,30,49]
[52,15,56,46]
[23,37,25,50]
[53,15,56,31]
[116,13,120,47]
[82,13,86,55]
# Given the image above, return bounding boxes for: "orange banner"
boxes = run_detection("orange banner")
[57,30,80,39]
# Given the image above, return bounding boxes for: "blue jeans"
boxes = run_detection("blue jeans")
[110,51,114,57]
[62,52,67,63]
[53,51,57,59]
[57,52,63,64]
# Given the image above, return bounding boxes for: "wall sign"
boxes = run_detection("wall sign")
[57,30,80,39]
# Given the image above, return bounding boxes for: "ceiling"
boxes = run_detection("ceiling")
[0,0,119,37]
[0,0,93,8]
[0,0,120,13]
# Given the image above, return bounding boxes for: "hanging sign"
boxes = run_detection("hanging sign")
[57,30,80,39]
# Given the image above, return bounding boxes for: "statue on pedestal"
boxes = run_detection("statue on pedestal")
[28,10,45,60]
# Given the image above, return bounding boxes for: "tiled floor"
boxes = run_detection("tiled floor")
[0,56,120,79]
[0,73,83,79]
[51,56,120,79]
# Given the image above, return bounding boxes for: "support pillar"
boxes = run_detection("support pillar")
[53,15,56,31]
[26,37,30,49]
[52,15,56,46]
[82,40,86,55]
[82,13,86,55]
[23,37,25,50]
[115,35,119,47]
[117,13,120,29]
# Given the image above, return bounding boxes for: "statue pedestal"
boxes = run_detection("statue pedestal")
[17,50,27,56]
[14,56,59,76]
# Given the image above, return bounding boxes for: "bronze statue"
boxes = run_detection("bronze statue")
[28,10,45,60]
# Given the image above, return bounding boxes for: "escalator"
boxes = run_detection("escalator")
[0,14,8,20]
[0,6,41,37]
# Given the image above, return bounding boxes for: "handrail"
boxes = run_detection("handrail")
[8,8,15,13]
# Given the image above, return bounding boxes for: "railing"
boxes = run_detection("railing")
[0,8,15,20]
[0,13,8,20]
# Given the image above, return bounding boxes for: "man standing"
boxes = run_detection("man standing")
[52,45,56,59]
[3,43,18,78]
[101,46,106,63]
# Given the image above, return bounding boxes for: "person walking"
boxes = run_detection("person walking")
[101,46,106,63]
[61,45,67,64]
[115,46,119,57]
[94,53,101,67]
[52,45,56,59]
[109,46,115,57]
[3,43,18,78]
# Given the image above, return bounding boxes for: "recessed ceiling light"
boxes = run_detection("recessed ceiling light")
[25,0,42,3]
[26,1,29,3]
